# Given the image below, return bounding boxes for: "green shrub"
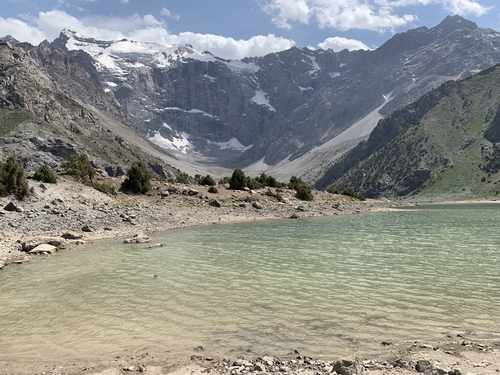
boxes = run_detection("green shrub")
[61,153,95,185]
[341,186,365,201]
[175,172,190,184]
[208,186,218,193]
[93,182,117,195]
[229,168,247,190]
[34,164,57,183]
[0,156,29,200]
[327,187,339,194]
[295,183,313,201]
[122,161,152,194]
[288,175,314,201]
[199,175,216,186]
[218,176,230,185]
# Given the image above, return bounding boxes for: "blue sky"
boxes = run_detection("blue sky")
[1,0,499,59]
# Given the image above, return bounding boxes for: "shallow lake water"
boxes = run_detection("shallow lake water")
[1,203,499,363]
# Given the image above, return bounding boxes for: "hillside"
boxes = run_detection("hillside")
[0,39,198,179]
[316,64,500,200]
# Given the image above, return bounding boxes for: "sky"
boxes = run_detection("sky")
[1,0,499,59]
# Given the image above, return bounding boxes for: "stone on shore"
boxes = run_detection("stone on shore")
[21,237,67,252]
[252,201,263,209]
[81,224,96,232]
[4,202,20,212]
[61,231,83,240]
[29,244,57,254]
[209,199,221,207]
[124,233,151,243]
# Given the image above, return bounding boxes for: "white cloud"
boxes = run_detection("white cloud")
[120,0,129,4]
[160,7,180,21]
[0,10,295,59]
[261,0,492,31]
[318,36,370,51]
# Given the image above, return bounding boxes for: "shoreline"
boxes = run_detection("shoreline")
[0,176,398,268]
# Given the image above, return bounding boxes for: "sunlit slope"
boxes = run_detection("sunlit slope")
[318,64,500,200]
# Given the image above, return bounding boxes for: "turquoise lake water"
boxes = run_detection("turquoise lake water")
[0,203,499,363]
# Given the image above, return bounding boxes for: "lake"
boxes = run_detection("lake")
[0,203,499,364]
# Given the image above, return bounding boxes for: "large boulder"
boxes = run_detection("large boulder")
[29,244,57,254]
[61,231,83,240]
[124,233,151,244]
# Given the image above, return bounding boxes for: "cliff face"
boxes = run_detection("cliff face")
[40,16,500,171]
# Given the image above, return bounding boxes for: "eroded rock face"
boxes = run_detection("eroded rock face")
[46,16,500,169]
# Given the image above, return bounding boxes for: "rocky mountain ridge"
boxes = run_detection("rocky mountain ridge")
[42,16,500,176]
[2,15,500,187]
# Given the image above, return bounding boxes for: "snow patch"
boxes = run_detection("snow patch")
[329,72,340,78]
[203,74,217,82]
[299,86,313,92]
[148,129,193,154]
[251,90,276,112]
[106,81,117,87]
[164,107,216,118]
[207,138,253,152]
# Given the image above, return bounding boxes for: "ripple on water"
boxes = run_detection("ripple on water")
[0,203,499,362]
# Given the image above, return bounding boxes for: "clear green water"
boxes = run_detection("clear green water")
[0,204,499,363]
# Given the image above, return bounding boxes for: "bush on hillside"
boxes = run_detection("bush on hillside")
[34,164,57,183]
[289,175,314,201]
[175,172,190,184]
[208,186,218,193]
[341,186,365,201]
[199,175,216,186]
[0,156,29,200]
[229,168,247,190]
[61,153,95,185]
[122,160,152,194]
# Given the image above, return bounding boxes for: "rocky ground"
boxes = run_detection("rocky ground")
[1,176,499,375]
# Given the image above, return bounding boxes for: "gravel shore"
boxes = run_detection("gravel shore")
[0,175,396,268]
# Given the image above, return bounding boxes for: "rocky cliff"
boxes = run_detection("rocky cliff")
[0,39,179,178]
[45,16,500,174]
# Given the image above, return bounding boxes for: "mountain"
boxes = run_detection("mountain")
[315,63,500,200]
[44,16,500,181]
[0,39,182,178]
[0,35,20,46]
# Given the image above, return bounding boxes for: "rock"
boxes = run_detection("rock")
[254,363,266,372]
[160,191,169,198]
[239,203,246,208]
[122,366,135,371]
[81,224,95,232]
[415,360,433,373]
[124,233,151,244]
[21,237,67,252]
[4,202,19,212]
[0,261,5,269]
[61,231,83,240]
[148,243,166,248]
[188,189,199,196]
[29,244,57,254]
[289,213,299,219]
[209,199,221,207]
[252,201,263,209]
[296,206,306,212]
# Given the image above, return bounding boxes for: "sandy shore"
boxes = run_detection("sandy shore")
[1,177,499,374]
